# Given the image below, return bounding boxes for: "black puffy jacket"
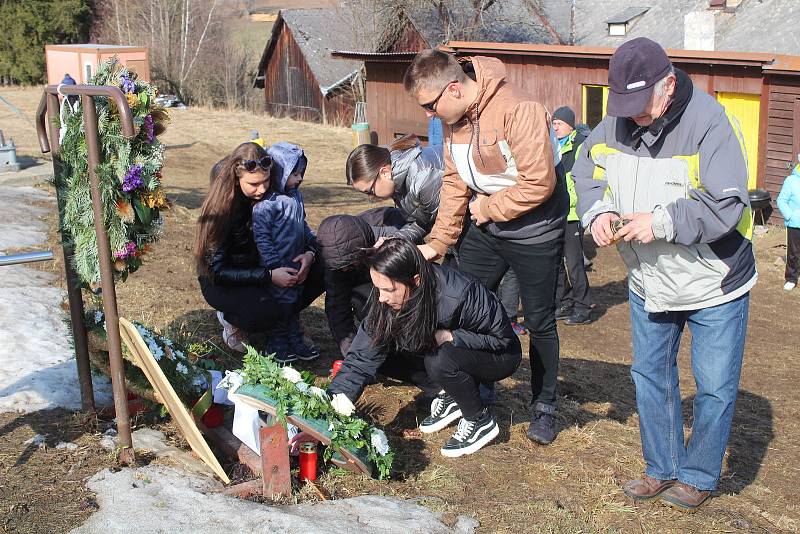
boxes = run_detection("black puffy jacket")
[205,208,271,286]
[328,264,520,402]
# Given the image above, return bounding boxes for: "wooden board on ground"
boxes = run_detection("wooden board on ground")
[118,317,230,484]
[234,383,373,476]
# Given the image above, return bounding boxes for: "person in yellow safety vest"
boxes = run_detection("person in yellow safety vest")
[552,106,593,325]
[249,130,266,148]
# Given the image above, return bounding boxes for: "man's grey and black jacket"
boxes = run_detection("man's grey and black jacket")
[328,264,521,402]
[572,69,757,313]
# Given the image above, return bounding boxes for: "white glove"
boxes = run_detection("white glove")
[331,393,355,416]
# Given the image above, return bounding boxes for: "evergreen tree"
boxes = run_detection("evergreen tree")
[0,0,93,84]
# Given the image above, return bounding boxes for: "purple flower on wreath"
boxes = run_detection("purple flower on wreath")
[120,74,135,94]
[122,164,144,192]
[142,115,155,143]
[113,241,138,260]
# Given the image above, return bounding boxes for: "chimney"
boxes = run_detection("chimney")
[684,11,715,51]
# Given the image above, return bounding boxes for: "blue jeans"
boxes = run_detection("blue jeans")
[629,290,749,491]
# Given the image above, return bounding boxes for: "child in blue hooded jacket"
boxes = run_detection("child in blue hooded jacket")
[778,159,800,291]
[252,142,319,361]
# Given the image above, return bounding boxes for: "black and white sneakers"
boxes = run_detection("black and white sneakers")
[440,408,499,458]
[419,392,462,433]
[442,408,500,458]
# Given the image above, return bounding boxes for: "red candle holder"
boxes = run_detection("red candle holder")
[299,442,318,481]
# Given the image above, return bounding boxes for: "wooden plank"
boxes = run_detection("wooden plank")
[198,422,263,477]
[118,318,230,484]
[770,118,794,128]
[259,425,291,499]
[767,133,794,145]
[758,76,771,189]
[767,150,793,161]
[768,109,794,120]
[770,125,794,136]
[770,92,800,102]
[771,84,800,95]
[767,158,793,169]
[770,100,796,111]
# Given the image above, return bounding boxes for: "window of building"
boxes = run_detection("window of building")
[582,85,609,129]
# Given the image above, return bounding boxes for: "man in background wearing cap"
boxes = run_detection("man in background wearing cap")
[573,37,756,511]
[552,106,593,326]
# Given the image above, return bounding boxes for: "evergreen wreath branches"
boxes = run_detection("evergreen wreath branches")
[55,57,169,285]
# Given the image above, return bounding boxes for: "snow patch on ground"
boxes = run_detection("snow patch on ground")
[72,465,478,534]
[0,186,112,413]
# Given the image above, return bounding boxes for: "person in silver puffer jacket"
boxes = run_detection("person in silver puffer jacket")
[346,134,443,244]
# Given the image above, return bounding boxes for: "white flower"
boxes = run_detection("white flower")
[370,429,390,456]
[308,386,329,401]
[328,422,335,432]
[94,310,104,324]
[280,366,302,384]
[295,381,309,393]
[175,363,188,375]
[192,374,207,388]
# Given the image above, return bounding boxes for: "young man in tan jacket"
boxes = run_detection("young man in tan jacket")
[404,49,568,444]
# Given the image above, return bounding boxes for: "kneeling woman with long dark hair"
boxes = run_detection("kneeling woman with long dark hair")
[328,238,521,457]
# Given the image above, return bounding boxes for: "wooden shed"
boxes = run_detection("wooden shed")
[253,9,371,125]
[333,43,800,221]
[45,44,149,85]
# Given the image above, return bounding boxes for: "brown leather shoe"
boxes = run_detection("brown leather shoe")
[659,482,711,512]
[622,475,676,500]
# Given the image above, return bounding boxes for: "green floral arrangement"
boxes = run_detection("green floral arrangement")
[56,57,169,285]
[240,348,394,479]
[85,309,219,406]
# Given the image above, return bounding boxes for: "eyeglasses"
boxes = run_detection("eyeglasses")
[362,172,381,196]
[420,81,456,112]
[238,156,272,172]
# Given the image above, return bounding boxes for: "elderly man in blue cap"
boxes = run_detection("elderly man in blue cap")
[572,37,757,511]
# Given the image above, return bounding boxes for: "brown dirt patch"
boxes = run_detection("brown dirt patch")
[2,86,799,533]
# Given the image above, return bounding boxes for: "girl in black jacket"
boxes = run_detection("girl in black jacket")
[328,238,521,458]
[194,142,323,357]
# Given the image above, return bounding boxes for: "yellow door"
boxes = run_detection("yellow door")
[716,92,760,190]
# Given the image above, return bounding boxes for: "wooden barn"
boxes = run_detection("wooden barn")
[332,43,800,222]
[253,8,371,125]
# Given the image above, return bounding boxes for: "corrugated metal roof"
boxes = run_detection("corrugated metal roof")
[331,50,418,62]
[403,0,565,47]
[605,6,650,24]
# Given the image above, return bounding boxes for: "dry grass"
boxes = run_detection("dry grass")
[2,86,800,533]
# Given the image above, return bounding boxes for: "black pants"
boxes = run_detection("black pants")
[378,352,442,400]
[497,269,521,321]
[426,342,521,419]
[199,258,324,332]
[457,223,563,408]
[556,221,592,312]
[787,227,800,283]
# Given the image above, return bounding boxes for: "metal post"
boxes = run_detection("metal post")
[38,92,97,413]
[81,93,134,464]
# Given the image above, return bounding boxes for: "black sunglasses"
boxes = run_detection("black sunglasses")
[420,81,456,112]
[238,156,272,172]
